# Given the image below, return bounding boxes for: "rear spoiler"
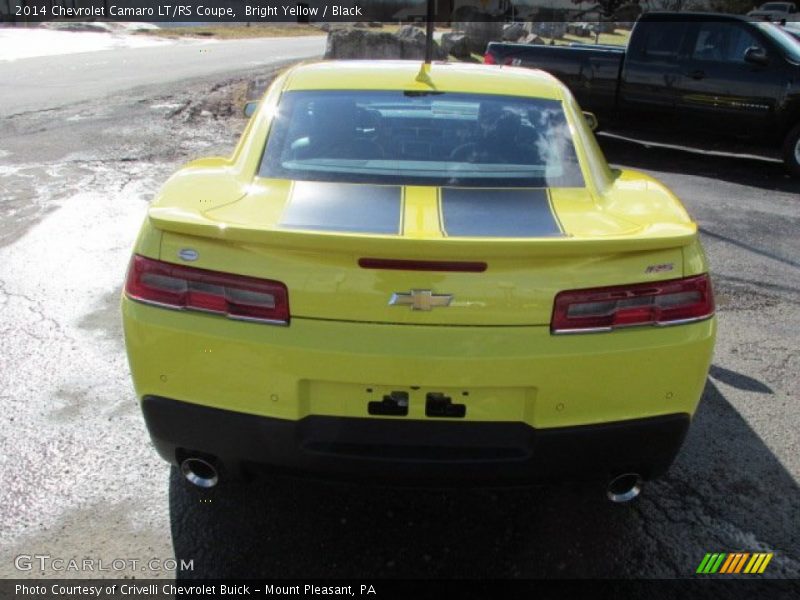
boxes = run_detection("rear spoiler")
[148,206,697,259]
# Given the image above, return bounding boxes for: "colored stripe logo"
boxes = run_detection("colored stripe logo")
[696,552,773,574]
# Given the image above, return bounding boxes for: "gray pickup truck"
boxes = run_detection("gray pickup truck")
[486,13,800,175]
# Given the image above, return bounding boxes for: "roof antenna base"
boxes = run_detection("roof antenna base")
[415,63,434,86]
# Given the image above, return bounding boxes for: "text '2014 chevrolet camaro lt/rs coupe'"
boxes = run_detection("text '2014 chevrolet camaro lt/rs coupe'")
[122,60,716,502]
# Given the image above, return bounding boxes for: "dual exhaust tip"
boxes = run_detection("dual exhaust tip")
[180,456,643,502]
[606,473,643,503]
[180,457,219,489]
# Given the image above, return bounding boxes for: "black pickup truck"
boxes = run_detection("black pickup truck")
[485,13,800,175]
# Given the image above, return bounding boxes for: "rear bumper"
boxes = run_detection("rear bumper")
[123,299,715,429]
[143,395,690,485]
[124,298,713,484]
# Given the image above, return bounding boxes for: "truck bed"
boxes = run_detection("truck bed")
[485,43,625,115]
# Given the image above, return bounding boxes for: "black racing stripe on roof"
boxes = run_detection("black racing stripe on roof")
[440,188,564,238]
[280,181,402,235]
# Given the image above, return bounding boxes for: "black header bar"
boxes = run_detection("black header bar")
[0,1,762,24]
[2,578,799,600]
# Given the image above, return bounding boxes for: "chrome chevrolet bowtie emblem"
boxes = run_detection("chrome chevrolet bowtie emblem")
[389,290,453,311]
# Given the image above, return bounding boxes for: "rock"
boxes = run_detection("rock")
[42,21,112,33]
[567,22,594,38]
[526,21,567,40]
[396,25,445,59]
[454,20,504,54]
[441,32,471,59]
[368,22,384,28]
[324,26,444,60]
[325,28,401,60]
[395,25,425,43]
[502,22,525,41]
[516,33,544,45]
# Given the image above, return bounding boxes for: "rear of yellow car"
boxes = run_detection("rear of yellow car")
[122,62,716,498]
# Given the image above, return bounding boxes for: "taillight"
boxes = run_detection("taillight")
[551,274,714,334]
[125,255,289,325]
[483,52,514,66]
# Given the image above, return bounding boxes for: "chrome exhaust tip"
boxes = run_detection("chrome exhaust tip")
[180,457,219,488]
[606,473,643,503]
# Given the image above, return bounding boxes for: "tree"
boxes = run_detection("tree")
[571,0,640,19]
[707,0,756,13]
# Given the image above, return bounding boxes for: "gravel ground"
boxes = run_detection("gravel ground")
[0,70,798,587]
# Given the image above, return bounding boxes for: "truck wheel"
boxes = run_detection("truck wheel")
[783,123,800,177]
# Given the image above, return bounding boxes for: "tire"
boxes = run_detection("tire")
[782,123,800,177]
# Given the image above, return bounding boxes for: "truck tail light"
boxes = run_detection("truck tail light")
[125,255,289,325]
[483,52,513,66]
[551,274,714,334]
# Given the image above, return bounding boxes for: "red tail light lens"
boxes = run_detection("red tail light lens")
[551,274,714,334]
[484,53,514,66]
[125,255,289,325]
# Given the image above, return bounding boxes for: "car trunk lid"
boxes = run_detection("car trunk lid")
[150,178,695,326]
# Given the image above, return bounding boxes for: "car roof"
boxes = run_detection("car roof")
[282,60,565,100]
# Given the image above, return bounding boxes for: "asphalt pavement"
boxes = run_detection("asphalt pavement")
[0,34,326,117]
[0,41,798,585]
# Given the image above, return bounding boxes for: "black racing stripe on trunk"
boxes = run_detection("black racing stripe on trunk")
[280,181,402,235]
[440,188,564,238]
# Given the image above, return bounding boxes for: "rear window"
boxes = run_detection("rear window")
[259,90,585,188]
[636,22,688,61]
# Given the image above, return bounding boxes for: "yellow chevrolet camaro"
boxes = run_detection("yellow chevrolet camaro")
[122,60,716,501]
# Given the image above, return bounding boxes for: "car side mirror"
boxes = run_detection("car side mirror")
[744,46,769,66]
[243,101,259,117]
[583,111,599,132]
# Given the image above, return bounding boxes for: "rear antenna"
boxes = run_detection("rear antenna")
[416,0,436,85]
[424,0,435,64]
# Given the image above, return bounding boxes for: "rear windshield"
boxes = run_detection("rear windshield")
[259,90,585,188]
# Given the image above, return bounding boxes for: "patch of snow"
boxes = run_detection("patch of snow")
[0,27,174,62]
[42,21,161,33]
[0,165,25,177]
